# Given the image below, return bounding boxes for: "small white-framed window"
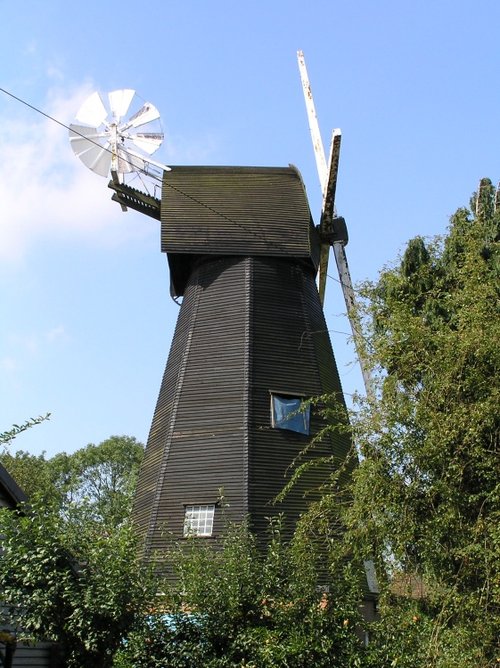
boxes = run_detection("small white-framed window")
[270,393,310,435]
[183,504,215,537]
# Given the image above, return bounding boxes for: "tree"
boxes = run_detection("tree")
[50,435,144,525]
[344,179,500,666]
[0,449,57,501]
[1,435,144,526]
[0,435,147,667]
[0,414,53,501]
[0,498,155,668]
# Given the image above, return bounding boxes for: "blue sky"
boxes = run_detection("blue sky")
[1,0,499,457]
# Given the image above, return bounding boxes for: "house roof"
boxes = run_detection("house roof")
[0,463,28,507]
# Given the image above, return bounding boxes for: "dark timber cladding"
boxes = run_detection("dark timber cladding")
[133,164,352,561]
[160,165,320,296]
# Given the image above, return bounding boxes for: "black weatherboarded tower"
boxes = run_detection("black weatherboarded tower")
[112,164,352,560]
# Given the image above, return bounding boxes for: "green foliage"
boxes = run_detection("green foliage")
[1,435,144,525]
[0,449,57,501]
[116,518,364,668]
[50,435,144,525]
[0,414,51,447]
[344,180,500,666]
[363,593,498,668]
[0,498,155,668]
[0,435,147,667]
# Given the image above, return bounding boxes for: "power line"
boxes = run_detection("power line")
[0,85,362,297]
[0,84,287,255]
[0,86,74,134]
[0,86,164,185]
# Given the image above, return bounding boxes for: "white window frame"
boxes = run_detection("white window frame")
[183,504,215,537]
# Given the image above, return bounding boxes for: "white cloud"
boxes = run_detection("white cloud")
[6,332,39,356]
[46,65,65,82]
[46,325,67,343]
[0,83,148,263]
[22,41,37,57]
[1,325,67,381]
[0,80,223,265]
[0,357,17,372]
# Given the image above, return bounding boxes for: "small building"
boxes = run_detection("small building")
[0,463,27,510]
[0,464,59,668]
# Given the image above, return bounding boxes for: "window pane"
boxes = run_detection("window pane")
[183,504,215,537]
[272,394,310,435]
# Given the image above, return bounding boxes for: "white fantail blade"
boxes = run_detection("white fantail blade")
[123,145,170,175]
[69,124,106,153]
[108,89,135,121]
[69,123,111,176]
[79,142,111,177]
[69,89,168,178]
[117,147,146,174]
[75,92,108,127]
[88,148,112,177]
[130,132,164,155]
[126,102,161,129]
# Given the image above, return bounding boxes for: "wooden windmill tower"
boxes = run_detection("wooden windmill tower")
[68,75,357,563]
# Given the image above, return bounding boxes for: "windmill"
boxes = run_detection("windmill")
[69,87,357,573]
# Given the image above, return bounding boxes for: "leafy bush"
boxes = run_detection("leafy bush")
[116,519,364,668]
[0,499,155,668]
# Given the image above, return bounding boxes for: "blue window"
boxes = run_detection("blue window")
[271,394,310,435]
